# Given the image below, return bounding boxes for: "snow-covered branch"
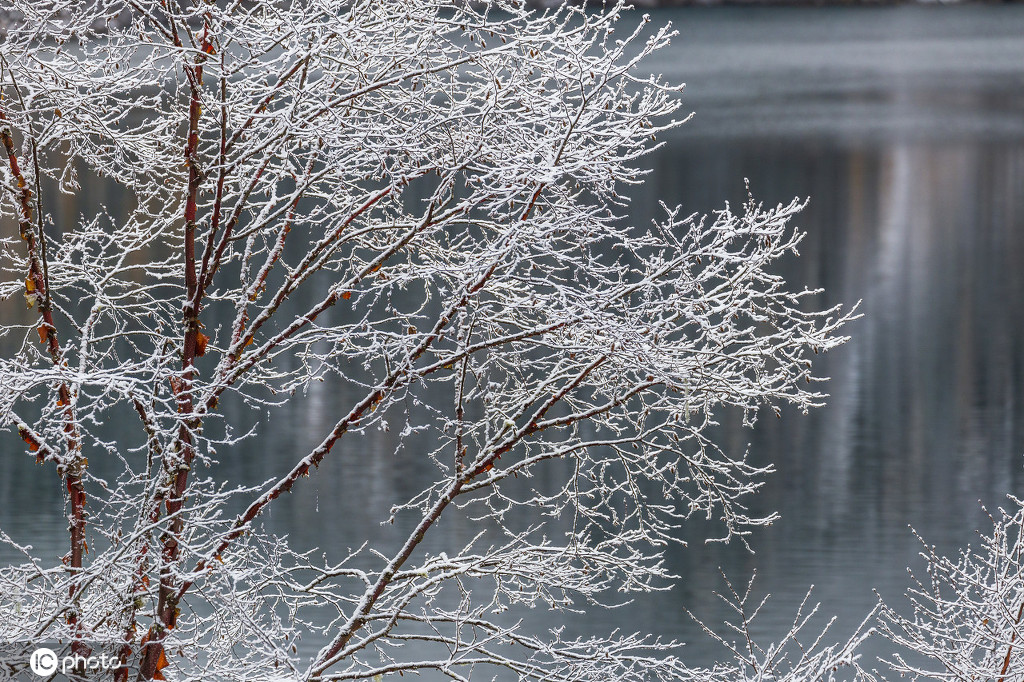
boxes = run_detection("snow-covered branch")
[0,1,859,679]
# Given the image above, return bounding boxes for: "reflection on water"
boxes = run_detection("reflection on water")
[623,134,1024,668]
[2,4,1024,673]
[617,6,1024,659]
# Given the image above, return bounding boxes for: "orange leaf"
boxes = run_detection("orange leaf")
[155,648,169,675]
[244,335,254,348]
[341,291,351,300]
[141,574,150,588]
[37,325,48,344]
[195,331,209,357]
[25,277,35,292]
[19,428,39,453]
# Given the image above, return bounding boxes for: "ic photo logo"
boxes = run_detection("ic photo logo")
[29,648,58,676]
[27,646,124,677]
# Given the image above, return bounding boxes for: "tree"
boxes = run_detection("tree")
[874,497,1024,682]
[0,1,856,679]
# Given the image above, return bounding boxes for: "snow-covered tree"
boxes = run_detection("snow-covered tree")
[875,497,1024,682]
[0,1,856,679]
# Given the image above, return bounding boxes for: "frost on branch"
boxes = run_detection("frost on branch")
[685,574,876,682]
[0,1,856,679]
[875,497,1024,682]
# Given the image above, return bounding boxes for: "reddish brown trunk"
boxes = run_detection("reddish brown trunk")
[139,24,211,680]
[1,108,87,646]
[998,600,1024,682]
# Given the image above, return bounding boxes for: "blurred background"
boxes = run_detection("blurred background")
[2,4,1023,674]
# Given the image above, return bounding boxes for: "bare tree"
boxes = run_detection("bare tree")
[686,574,876,682]
[0,1,856,679]
[875,497,1024,682]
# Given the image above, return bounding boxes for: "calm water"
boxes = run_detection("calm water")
[3,5,1024,675]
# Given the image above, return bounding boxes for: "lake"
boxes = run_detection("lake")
[623,4,1024,670]
[2,3,1024,676]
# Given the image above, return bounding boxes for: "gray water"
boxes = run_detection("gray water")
[3,4,1024,675]
[624,4,1024,670]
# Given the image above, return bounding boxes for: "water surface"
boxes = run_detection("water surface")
[2,4,1024,675]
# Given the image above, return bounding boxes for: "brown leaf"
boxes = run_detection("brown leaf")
[195,331,209,357]
[155,648,169,672]
[37,325,48,344]
[341,291,351,300]
[18,427,39,453]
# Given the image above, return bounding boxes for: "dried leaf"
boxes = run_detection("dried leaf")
[341,291,351,300]
[37,325,48,344]
[20,429,39,453]
[195,331,209,356]
[25,277,35,292]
